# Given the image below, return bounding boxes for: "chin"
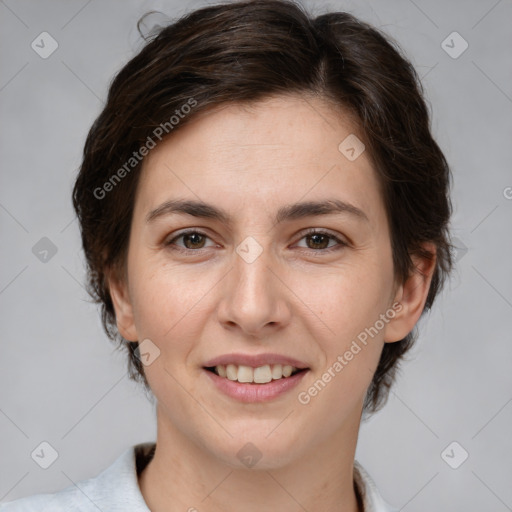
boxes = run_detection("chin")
[205,430,306,471]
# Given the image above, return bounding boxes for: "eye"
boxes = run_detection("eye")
[295,229,347,252]
[165,230,216,251]
[164,228,348,254]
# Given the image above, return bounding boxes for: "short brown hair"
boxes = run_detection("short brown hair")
[72,0,453,413]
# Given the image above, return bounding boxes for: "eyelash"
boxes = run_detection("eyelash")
[164,228,348,254]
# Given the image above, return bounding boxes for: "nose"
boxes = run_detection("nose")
[217,245,292,338]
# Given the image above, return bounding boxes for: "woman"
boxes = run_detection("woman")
[2,0,452,510]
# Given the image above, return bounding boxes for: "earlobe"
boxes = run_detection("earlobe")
[383,243,437,343]
[106,267,139,342]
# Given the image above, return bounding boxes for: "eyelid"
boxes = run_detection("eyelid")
[165,227,348,253]
[293,228,349,250]
[165,228,216,250]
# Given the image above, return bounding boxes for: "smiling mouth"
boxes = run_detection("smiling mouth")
[204,364,307,384]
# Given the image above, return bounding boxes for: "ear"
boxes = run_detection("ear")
[383,243,437,343]
[106,265,139,342]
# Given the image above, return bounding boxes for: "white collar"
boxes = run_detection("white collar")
[128,443,397,511]
[3,442,396,511]
[354,460,398,511]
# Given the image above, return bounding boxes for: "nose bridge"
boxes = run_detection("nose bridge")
[218,237,290,335]
[235,244,273,304]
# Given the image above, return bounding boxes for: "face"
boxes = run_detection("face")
[109,94,428,469]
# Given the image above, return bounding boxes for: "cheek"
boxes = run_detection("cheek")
[127,261,220,401]
[295,260,393,341]
[292,261,391,405]
[129,261,215,340]
[296,270,387,418]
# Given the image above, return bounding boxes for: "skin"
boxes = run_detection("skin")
[108,94,436,512]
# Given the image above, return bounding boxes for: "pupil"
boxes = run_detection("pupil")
[309,234,327,249]
[185,233,204,249]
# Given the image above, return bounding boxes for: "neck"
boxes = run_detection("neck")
[138,405,362,512]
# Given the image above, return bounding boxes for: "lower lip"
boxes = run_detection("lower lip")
[203,368,309,403]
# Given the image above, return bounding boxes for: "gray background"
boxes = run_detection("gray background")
[1,0,511,509]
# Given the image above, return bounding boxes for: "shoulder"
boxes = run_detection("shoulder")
[0,443,155,512]
[354,460,398,512]
[0,486,82,512]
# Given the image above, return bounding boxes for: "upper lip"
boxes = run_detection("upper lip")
[203,353,309,369]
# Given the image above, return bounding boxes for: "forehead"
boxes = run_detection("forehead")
[134,94,384,225]
[145,94,360,168]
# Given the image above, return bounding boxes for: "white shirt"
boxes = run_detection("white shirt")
[1,443,397,511]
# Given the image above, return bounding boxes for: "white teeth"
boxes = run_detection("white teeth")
[253,365,272,383]
[226,364,238,381]
[282,365,293,377]
[237,365,253,383]
[212,363,301,383]
[271,364,283,379]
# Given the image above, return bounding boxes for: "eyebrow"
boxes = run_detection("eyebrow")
[146,198,369,225]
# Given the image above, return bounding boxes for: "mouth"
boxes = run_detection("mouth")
[203,364,307,384]
[202,364,309,403]
[201,353,311,402]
